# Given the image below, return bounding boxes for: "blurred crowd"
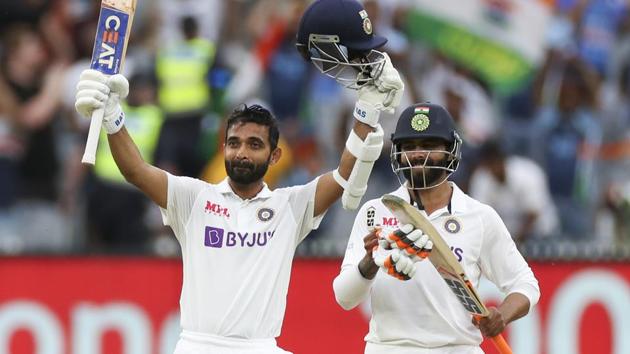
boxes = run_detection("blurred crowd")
[1,0,630,258]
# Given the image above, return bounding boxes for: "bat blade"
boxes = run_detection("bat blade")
[381,194,513,354]
[82,0,137,165]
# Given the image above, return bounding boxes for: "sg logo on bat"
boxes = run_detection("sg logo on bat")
[90,6,130,75]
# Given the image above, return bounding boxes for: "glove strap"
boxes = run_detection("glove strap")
[353,100,380,127]
[103,110,125,135]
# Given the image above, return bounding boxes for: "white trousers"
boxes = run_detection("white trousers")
[365,342,484,354]
[173,331,292,354]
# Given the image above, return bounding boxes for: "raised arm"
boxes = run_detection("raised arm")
[314,121,378,216]
[314,54,403,216]
[108,127,167,208]
[75,70,168,208]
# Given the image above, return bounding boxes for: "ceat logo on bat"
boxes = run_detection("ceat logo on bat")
[90,6,129,75]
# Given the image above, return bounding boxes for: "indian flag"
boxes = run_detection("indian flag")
[415,107,430,114]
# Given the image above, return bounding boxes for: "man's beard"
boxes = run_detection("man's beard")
[225,158,270,185]
[402,156,447,189]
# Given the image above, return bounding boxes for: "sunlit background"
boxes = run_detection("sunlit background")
[0,0,629,353]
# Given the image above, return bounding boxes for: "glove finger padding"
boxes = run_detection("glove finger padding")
[75,75,111,118]
[373,246,416,281]
[375,56,403,90]
[386,224,433,259]
[75,69,129,134]
[107,74,129,98]
[76,80,110,96]
[76,88,109,103]
[373,53,403,111]
[75,96,105,118]
[79,69,108,83]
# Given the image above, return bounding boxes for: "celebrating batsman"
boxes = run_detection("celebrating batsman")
[74,0,403,353]
[333,103,540,354]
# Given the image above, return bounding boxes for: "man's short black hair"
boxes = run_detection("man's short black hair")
[180,16,199,39]
[226,104,280,150]
[479,139,505,162]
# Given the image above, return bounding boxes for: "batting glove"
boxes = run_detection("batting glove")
[384,223,433,261]
[75,69,129,134]
[353,53,404,127]
[373,240,417,281]
[372,52,403,110]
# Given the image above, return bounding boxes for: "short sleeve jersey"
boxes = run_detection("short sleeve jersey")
[161,174,324,339]
[341,183,540,348]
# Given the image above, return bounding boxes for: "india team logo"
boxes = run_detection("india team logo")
[411,107,430,132]
[359,10,373,35]
[444,218,461,234]
[204,226,224,248]
[257,208,275,222]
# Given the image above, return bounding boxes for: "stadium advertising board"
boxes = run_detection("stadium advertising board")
[0,258,628,353]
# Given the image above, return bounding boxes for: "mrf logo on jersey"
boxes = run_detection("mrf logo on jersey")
[90,6,130,75]
[381,217,398,227]
[204,226,275,248]
[205,201,230,218]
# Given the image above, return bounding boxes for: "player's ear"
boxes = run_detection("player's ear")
[269,147,282,166]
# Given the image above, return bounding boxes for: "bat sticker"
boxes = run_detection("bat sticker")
[90,6,130,75]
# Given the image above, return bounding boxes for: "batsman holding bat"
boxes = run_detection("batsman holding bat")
[75,0,403,353]
[333,103,540,354]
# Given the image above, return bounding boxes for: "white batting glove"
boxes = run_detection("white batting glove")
[384,224,433,261]
[373,240,417,281]
[353,53,404,126]
[75,69,129,134]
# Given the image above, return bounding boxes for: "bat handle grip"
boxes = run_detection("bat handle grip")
[81,107,104,165]
[490,334,512,354]
[473,315,513,354]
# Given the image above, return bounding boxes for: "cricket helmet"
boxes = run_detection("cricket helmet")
[390,103,462,189]
[295,0,387,89]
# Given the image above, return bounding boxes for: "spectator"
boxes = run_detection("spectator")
[469,140,559,245]
[0,24,70,252]
[86,73,164,253]
[155,16,216,177]
[531,57,602,240]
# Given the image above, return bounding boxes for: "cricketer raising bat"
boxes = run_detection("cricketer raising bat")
[381,194,513,354]
[82,0,137,165]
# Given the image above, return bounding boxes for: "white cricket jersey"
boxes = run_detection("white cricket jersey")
[161,173,324,339]
[339,183,540,351]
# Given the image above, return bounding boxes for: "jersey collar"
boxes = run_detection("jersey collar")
[392,181,467,216]
[217,178,273,200]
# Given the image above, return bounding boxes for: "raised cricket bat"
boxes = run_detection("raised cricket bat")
[81,0,137,165]
[381,194,513,354]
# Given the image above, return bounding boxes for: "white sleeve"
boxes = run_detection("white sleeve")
[479,206,541,312]
[333,203,375,310]
[160,173,207,244]
[285,177,326,243]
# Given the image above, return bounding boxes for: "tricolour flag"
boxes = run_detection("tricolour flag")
[415,107,430,114]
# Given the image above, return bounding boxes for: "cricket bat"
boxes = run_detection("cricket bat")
[82,0,137,165]
[381,194,513,354]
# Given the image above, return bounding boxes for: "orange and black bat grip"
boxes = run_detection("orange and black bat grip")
[473,315,513,354]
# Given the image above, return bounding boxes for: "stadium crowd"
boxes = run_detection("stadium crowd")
[0,0,629,258]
